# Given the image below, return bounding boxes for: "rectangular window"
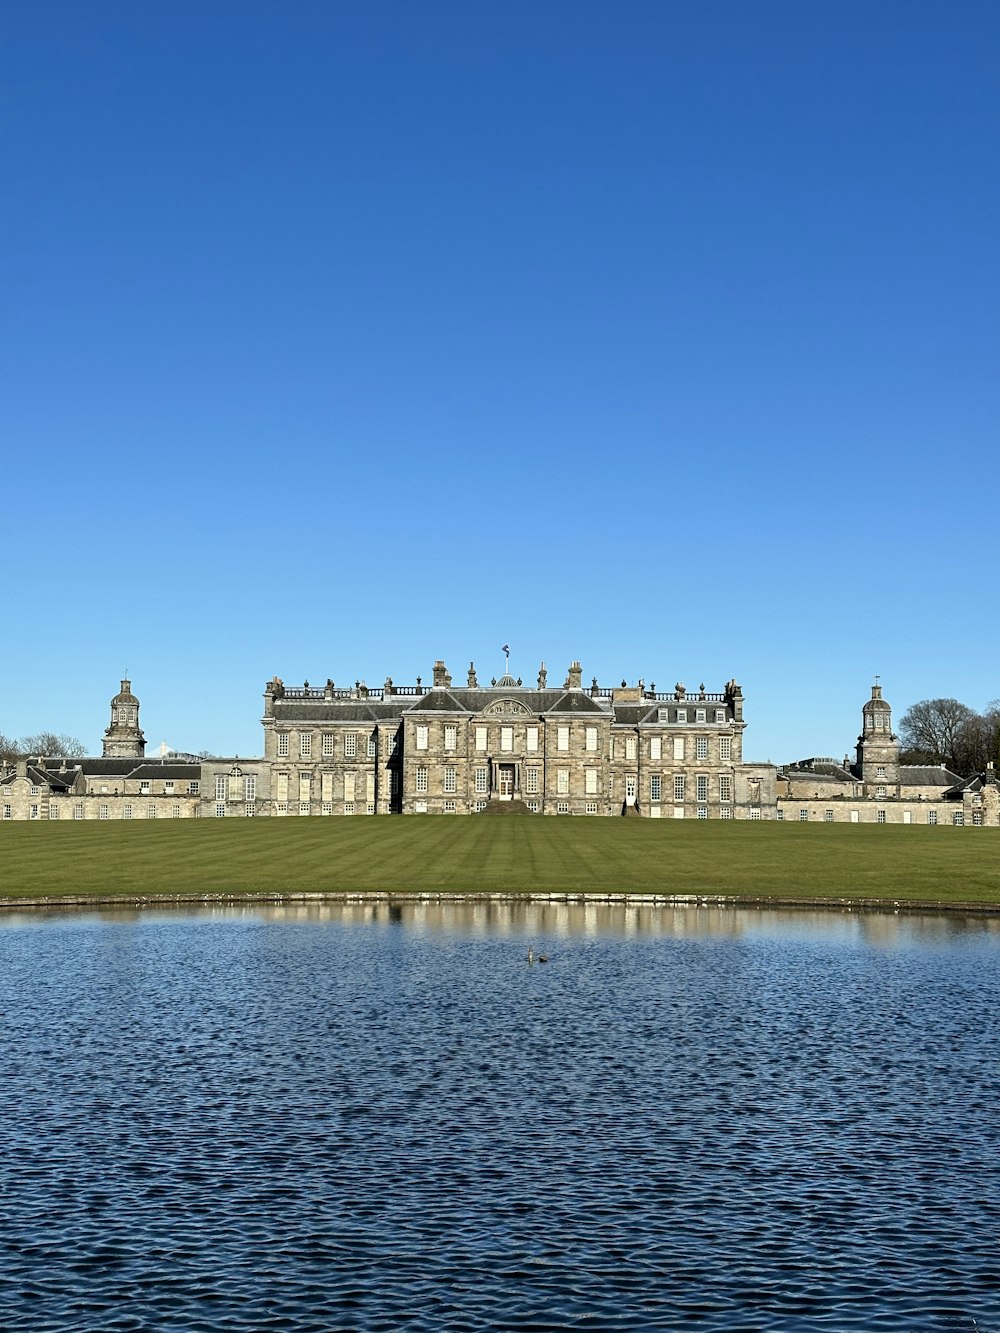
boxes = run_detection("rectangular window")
[322,733,335,756]
[696,737,709,760]
[415,768,428,794]
[556,801,569,815]
[715,709,726,723]
[973,812,983,826]
[300,733,312,758]
[367,733,377,758]
[876,765,886,778]
[139,780,151,795]
[444,767,457,793]
[697,806,708,819]
[720,737,732,761]
[825,809,834,822]
[876,786,887,799]
[557,726,569,752]
[164,781,174,795]
[750,807,762,820]
[215,803,226,818]
[526,726,538,752]
[344,802,355,815]
[246,776,256,802]
[49,805,59,820]
[525,768,539,795]
[147,804,156,818]
[501,726,513,753]
[625,736,637,761]
[953,811,964,826]
[299,801,310,815]
[696,775,708,802]
[673,737,685,762]
[74,803,83,820]
[557,769,569,795]
[650,736,661,761]
[877,809,887,824]
[585,768,598,795]
[650,774,661,802]
[586,802,598,815]
[719,775,732,803]
[277,733,289,757]
[928,809,938,825]
[345,733,358,758]
[189,781,200,795]
[720,806,733,819]
[674,775,685,802]
[322,802,332,815]
[215,776,227,801]
[444,724,457,751]
[123,804,133,820]
[415,726,428,752]
[172,805,181,819]
[475,726,488,752]
[444,800,456,813]
[676,709,687,724]
[343,772,355,802]
[585,726,598,752]
[3,803,12,820]
[696,709,706,723]
[526,800,539,813]
[475,767,488,794]
[476,799,488,812]
[799,809,809,821]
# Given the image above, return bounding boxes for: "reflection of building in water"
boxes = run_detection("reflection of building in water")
[1,670,997,826]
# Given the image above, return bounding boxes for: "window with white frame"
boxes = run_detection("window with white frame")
[140,780,150,795]
[557,726,569,752]
[215,776,227,801]
[719,774,732,803]
[299,775,311,802]
[556,801,569,814]
[719,736,732,761]
[973,811,983,825]
[165,781,174,795]
[476,726,488,752]
[720,806,733,819]
[696,709,706,723]
[4,803,14,819]
[585,726,598,752]
[475,767,488,794]
[368,733,377,758]
[715,709,726,723]
[299,801,310,815]
[322,802,332,815]
[415,726,428,751]
[345,732,358,758]
[343,772,355,801]
[625,736,637,761]
[674,775,685,802]
[876,765,886,778]
[799,809,809,821]
[147,805,156,819]
[525,768,539,795]
[696,737,708,760]
[696,775,708,802]
[444,725,457,751]
[526,800,539,812]
[750,807,761,820]
[557,769,569,794]
[322,733,334,756]
[676,709,687,724]
[415,767,428,793]
[697,806,708,819]
[172,805,180,818]
[650,774,661,802]
[877,809,887,823]
[650,736,661,761]
[673,737,685,761]
[189,781,200,795]
[277,733,289,757]
[74,803,83,819]
[444,767,457,793]
[501,726,513,753]
[476,800,488,812]
[300,733,312,758]
[953,810,964,826]
[585,802,598,814]
[526,726,538,752]
[928,809,938,824]
[585,768,598,795]
[444,800,456,813]
[49,805,58,819]
[876,786,887,799]
[246,776,256,802]
[344,802,355,815]
[216,803,226,818]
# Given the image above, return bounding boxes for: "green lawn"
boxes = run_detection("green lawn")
[1,817,999,908]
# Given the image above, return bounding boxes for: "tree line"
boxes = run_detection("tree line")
[0,732,87,760]
[899,698,1000,775]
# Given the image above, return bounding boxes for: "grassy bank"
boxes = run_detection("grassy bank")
[1,817,999,907]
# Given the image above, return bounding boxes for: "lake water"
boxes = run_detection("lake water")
[1,899,999,1332]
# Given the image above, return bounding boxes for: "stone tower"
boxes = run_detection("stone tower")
[856,682,900,797]
[103,678,146,759]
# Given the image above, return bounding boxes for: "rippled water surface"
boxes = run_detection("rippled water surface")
[1,900,999,1332]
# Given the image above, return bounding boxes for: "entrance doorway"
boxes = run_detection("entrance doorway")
[498,765,515,799]
[625,775,637,807]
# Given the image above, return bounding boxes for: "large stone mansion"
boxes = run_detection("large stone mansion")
[2,660,997,825]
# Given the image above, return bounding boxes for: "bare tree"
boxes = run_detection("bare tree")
[0,733,23,761]
[898,698,977,771]
[13,732,88,758]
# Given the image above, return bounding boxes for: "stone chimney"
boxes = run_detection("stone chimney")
[467,662,478,688]
[537,663,547,688]
[567,661,583,690]
[432,660,452,688]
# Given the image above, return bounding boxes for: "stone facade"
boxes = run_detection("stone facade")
[3,670,997,825]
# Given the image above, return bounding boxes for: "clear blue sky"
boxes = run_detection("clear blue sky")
[3,1,997,762]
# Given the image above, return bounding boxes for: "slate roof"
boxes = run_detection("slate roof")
[900,766,963,787]
[272,701,410,723]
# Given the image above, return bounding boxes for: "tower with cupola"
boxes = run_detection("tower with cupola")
[855,681,900,798]
[102,678,146,759]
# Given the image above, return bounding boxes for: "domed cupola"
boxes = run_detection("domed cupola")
[103,677,146,759]
[856,680,899,794]
[862,682,893,737]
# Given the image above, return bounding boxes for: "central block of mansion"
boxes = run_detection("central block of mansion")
[262,660,765,817]
[2,661,996,824]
